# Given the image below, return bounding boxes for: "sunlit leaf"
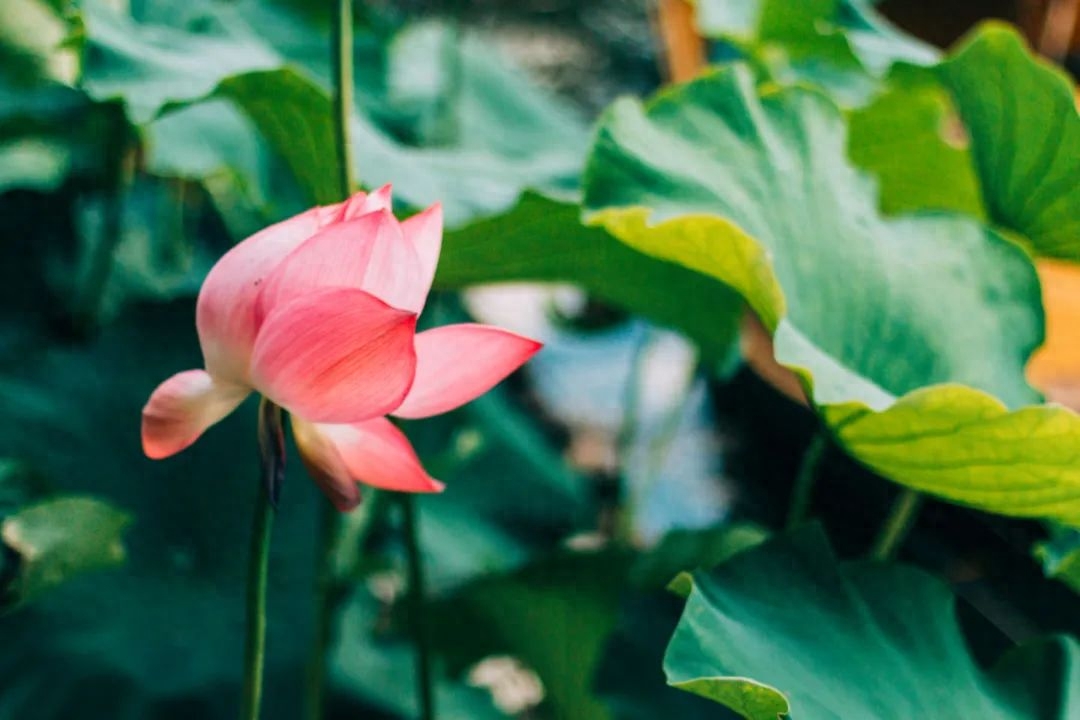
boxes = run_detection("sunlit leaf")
[582,64,1080,526]
[665,525,1080,719]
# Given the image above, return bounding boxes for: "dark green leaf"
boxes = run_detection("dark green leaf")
[665,525,1080,719]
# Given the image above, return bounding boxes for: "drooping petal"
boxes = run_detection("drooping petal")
[399,202,443,312]
[254,212,393,324]
[141,370,250,459]
[291,417,361,511]
[342,184,392,219]
[393,324,542,419]
[250,287,418,423]
[315,417,443,493]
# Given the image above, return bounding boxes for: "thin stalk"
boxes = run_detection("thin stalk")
[870,489,924,561]
[606,326,652,543]
[303,3,355,717]
[305,504,341,720]
[74,102,129,334]
[241,485,274,720]
[785,431,828,530]
[332,0,355,194]
[432,16,463,146]
[242,398,283,720]
[401,493,435,720]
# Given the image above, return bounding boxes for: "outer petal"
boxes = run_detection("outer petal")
[141,370,250,459]
[291,417,361,511]
[399,202,443,312]
[250,287,418,423]
[254,212,393,325]
[393,324,542,419]
[313,417,443,494]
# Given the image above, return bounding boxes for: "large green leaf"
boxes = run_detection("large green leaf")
[582,64,1080,526]
[595,526,771,720]
[938,23,1080,260]
[826,391,1080,525]
[665,525,1080,719]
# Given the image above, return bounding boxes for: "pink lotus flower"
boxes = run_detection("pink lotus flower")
[141,186,541,510]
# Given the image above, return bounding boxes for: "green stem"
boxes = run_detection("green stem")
[74,102,129,334]
[401,493,435,720]
[870,489,924,561]
[786,431,828,530]
[242,398,283,720]
[332,0,355,194]
[305,504,341,720]
[302,3,355,717]
[433,17,463,146]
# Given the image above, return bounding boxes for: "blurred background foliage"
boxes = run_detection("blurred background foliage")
[1,1,1079,719]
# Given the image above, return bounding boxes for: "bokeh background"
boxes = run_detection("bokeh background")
[1,1,1079,719]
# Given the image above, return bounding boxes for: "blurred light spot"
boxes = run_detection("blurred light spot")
[467,655,545,715]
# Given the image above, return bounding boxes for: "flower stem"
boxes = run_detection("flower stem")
[242,398,283,720]
[304,503,341,720]
[73,101,130,335]
[870,489,923,561]
[302,3,355,717]
[401,493,435,720]
[332,0,355,194]
[785,431,828,530]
